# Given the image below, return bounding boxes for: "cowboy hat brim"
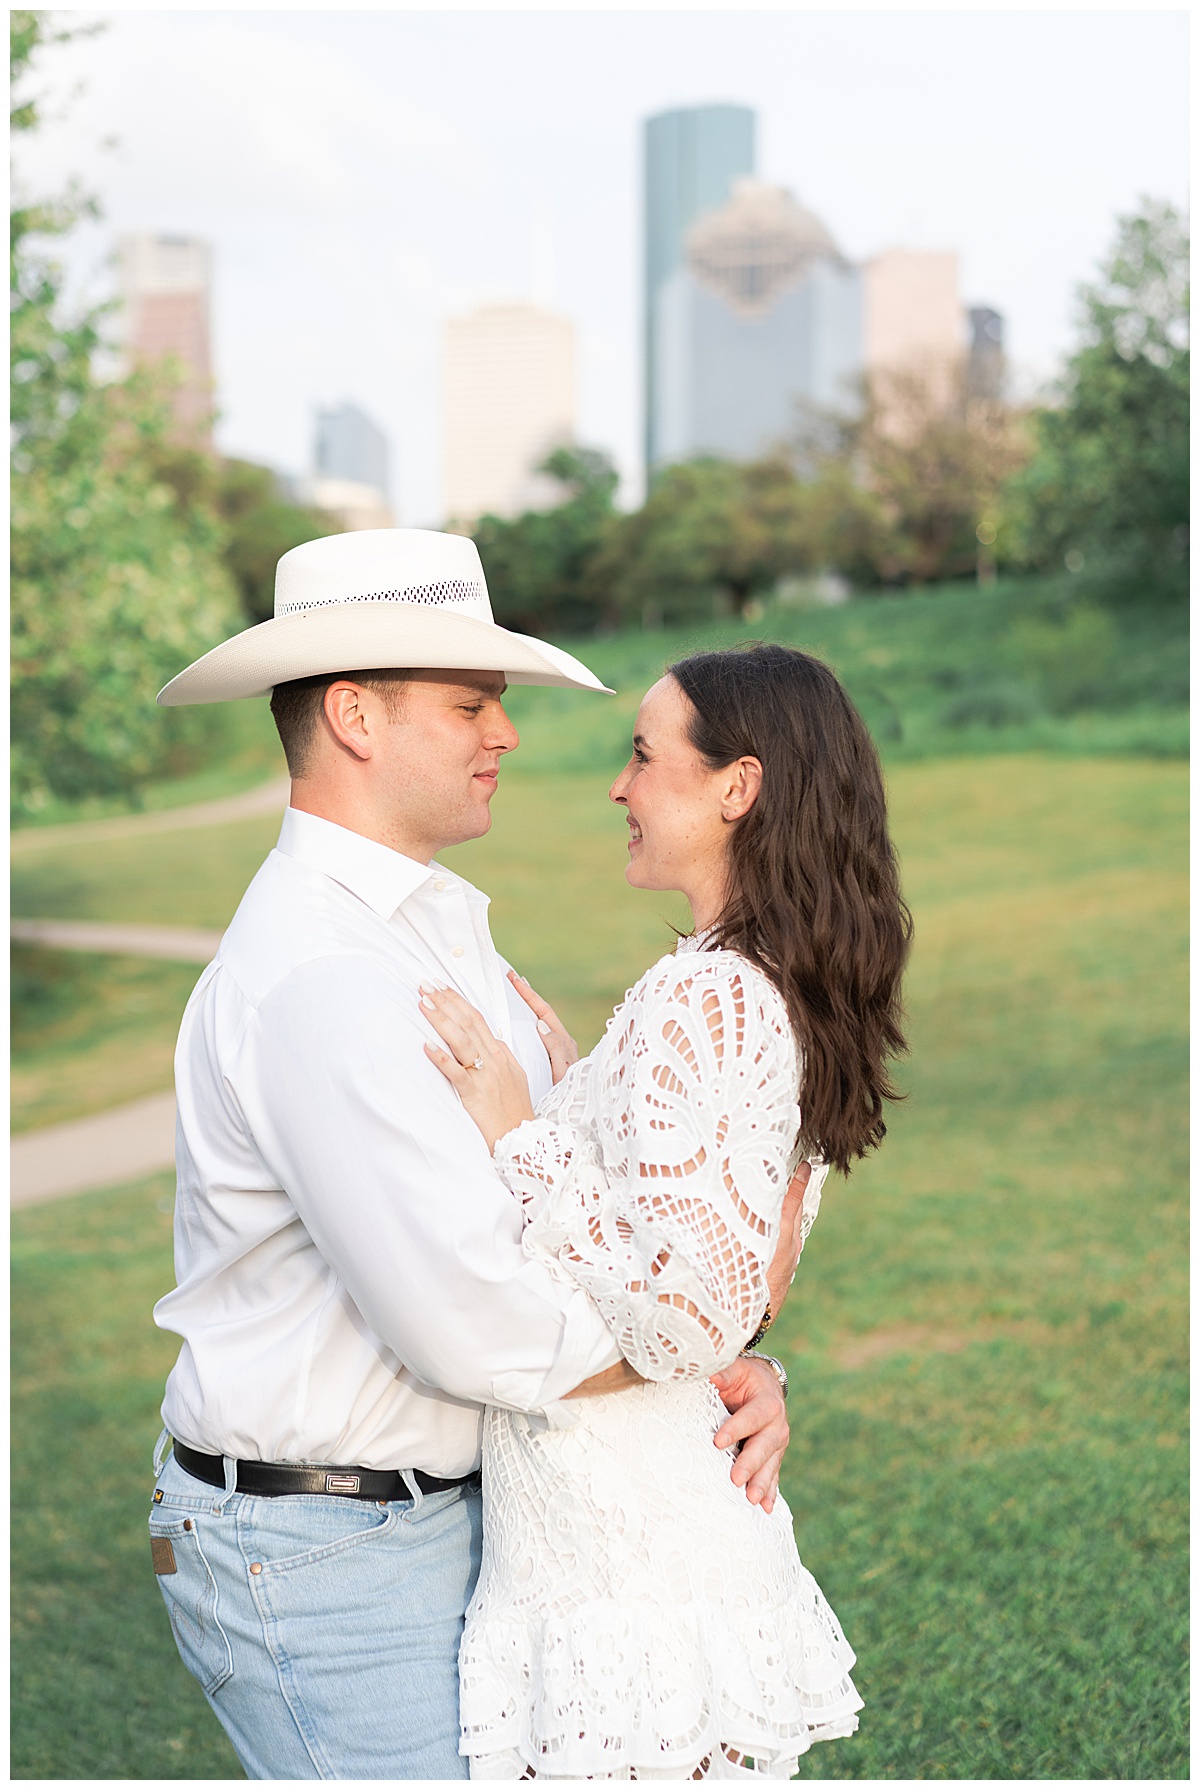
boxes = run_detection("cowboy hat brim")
[156,603,614,705]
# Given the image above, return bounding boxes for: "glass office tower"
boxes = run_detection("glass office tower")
[643,105,756,475]
[315,401,390,500]
[654,180,863,468]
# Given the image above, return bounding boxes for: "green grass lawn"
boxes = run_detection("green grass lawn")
[11,948,203,1133]
[10,751,1187,1779]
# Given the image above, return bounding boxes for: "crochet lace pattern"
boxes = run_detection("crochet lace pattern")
[460,945,859,1780]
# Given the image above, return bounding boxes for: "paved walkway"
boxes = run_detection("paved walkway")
[9,775,275,1207]
[10,919,213,1205]
[11,1091,178,1209]
[11,918,222,963]
[11,774,290,856]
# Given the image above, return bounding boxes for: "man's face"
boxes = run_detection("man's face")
[371,670,519,860]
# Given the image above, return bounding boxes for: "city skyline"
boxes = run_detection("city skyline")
[16,9,1188,523]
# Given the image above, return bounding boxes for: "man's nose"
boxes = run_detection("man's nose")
[609,769,629,804]
[490,709,520,752]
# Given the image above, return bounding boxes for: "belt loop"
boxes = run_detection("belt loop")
[400,1468,424,1513]
[152,1427,170,1481]
[211,1453,238,1514]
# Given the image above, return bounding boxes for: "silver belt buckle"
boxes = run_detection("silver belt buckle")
[324,1472,361,1494]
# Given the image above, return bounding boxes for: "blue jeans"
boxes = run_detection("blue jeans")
[148,1452,483,1779]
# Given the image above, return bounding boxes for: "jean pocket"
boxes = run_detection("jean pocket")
[149,1514,233,1696]
[246,1495,401,1575]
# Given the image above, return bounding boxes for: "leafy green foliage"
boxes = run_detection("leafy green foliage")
[804,365,1029,587]
[473,387,1029,634]
[145,448,340,625]
[1006,200,1189,601]
[467,447,620,634]
[590,456,815,624]
[217,460,340,624]
[10,12,241,816]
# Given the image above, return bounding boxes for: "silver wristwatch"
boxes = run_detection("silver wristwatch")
[739,1348,789,1400]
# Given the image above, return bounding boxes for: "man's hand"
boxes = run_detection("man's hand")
[764,1161,811,1321]
[710,1354,789,1514]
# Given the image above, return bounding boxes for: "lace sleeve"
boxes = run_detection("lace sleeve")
[493,956,802,1382]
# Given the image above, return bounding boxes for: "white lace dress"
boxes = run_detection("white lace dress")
[460,942,863,1780]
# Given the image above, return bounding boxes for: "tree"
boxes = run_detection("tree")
[1005,199,1188,600]
[467,447,620,635]
[148,447,340,625]
[590,456,815,627]
[11,11,242,814]
[798,365,1030,588]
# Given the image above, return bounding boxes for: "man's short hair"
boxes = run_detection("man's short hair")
[270,670,411,777]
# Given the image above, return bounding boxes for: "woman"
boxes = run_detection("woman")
[423,643,912,1779]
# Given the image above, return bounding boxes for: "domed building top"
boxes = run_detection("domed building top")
[685,179,844,317]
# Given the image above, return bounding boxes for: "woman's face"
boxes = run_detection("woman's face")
[609,675,760,927]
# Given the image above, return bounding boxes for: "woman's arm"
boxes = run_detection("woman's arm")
[424,968,806,1508]
[492,957,801,1383]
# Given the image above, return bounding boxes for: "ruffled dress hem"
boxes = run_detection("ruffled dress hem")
[460,1594,863,1780]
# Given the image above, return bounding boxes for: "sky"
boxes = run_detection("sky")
[18,6,1190,523]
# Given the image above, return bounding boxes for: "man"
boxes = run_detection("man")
[149,529,801,1779]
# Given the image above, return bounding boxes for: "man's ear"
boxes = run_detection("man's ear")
[721,756,763,823]
[322,681,375,762]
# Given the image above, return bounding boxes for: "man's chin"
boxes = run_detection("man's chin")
[462,802,495,842]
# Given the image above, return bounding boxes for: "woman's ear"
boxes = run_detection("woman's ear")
[721,756,763,823]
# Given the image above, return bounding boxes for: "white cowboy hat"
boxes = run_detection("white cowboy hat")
[157,529,612,705]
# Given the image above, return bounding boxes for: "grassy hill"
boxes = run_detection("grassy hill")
[9,573,1187,1776]
[10,749,1188,1778]
[9,574,1187,837]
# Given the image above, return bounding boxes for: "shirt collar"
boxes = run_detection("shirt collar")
[276,808,433,921]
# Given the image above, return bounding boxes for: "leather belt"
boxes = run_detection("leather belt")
[172,1440,478,1503]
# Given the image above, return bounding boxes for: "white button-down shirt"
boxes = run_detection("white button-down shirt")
[155,808,620,1477]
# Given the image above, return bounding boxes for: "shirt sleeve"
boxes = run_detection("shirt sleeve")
[494,954,803,1382]
[236,951,620,1411]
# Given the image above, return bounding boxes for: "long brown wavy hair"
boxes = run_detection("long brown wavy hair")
[670,643,912,1174]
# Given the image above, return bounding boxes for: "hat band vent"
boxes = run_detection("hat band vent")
[277,578,487,618]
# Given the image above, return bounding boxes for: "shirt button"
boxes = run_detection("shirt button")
[434,880,447,892]
[452,946,465,958]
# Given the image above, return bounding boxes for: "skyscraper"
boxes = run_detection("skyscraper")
[652,180,862,467]
[305,400,394,531]
[118,233,214,443]
[966,306,1006,401]
[862,249,962,382]
[442,303,575,523]
[644,105,755,474]
[316,401,390,498]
